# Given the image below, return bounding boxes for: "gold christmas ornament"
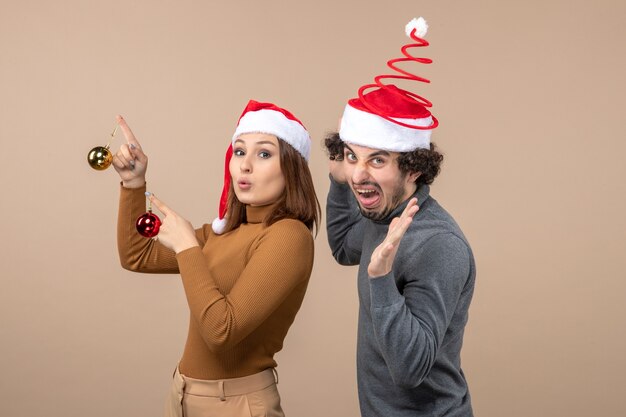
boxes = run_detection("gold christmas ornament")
[87,146,112,170]
[87,124,118,170]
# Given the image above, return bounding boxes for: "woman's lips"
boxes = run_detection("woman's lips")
[237,180,251,190]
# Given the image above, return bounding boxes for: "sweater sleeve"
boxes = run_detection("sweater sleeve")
[368,233,471,388]
[175,219,314,352]
[117,183,208,273]
[326,176,366,265]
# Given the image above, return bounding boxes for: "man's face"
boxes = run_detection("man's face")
[343,143,419,221]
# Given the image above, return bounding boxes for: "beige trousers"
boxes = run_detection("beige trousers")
[164,367,284,417]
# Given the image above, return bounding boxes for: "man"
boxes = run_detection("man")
[325,18,475,417]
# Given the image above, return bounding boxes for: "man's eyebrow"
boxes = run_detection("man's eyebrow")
[344,144,390,158]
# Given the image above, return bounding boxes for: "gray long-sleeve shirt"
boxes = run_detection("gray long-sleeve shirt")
[327,178,475,417]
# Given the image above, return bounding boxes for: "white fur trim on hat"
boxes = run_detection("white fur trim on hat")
[232,109,311,160]
[211,216,227,234]
[339,104,433,151]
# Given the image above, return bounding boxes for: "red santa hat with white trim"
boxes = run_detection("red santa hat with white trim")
[211,100,311,234]
[339,17,438,151]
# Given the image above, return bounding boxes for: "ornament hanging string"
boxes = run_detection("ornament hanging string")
[105,124,119,149]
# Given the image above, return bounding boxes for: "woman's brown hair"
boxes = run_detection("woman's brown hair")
[223,138,321,235]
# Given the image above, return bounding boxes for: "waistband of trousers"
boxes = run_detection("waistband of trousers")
[175,368,277,397]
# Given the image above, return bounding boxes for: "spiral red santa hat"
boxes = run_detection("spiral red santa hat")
[339,17,438,151]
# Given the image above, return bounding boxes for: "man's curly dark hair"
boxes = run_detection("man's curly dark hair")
[323,132,443,186]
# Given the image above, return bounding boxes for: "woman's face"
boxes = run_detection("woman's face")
[229,133,285,206]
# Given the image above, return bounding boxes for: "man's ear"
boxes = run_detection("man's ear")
[408,171,421,183]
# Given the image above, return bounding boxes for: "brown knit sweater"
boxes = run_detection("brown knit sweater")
[117,184,314,379]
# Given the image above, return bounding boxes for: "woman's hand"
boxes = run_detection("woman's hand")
[148,193,200,254]
[112,115,148,189]
[368,198,419,278]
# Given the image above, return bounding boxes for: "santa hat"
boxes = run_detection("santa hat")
[212,100,310,234]
[339,17,439,152]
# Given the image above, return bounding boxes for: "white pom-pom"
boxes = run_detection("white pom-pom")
[211,217,227,234]
[405,17,428,38]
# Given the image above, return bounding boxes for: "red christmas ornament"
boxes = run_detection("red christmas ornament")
[136,210,161,238]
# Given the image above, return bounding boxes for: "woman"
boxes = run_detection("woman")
[112,100,320,417]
